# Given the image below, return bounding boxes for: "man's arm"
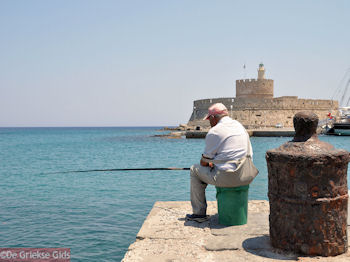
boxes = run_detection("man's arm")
[201,131,220,167]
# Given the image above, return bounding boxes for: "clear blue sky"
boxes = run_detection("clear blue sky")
[0,0,349,126]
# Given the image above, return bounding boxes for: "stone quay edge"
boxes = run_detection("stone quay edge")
[122,200,350,262]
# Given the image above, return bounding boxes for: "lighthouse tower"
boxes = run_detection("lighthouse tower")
[258,63,266,79]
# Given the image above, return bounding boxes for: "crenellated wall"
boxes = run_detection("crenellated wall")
[188,96,338,129]
[236,79,274,98]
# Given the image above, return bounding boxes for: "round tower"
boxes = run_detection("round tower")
[236,63,274,99]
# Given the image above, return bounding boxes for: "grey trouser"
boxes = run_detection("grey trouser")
[190,164,237,215]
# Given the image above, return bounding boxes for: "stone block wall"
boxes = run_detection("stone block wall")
[236,79,274,99]
[188,97,339,129]
[229,108,337,129]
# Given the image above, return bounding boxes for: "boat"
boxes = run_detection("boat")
[327,107,350,135]
[326,69,350,136]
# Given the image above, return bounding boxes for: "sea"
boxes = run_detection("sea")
[0,127,349,261]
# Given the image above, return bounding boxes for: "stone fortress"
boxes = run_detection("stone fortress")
[187,64,339,129]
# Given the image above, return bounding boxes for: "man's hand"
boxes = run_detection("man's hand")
[200,158,209,166]
[200,156,213,168]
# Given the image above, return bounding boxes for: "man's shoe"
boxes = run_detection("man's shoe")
[185,214,210,223]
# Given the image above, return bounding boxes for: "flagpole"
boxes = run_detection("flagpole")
[243,63,246,79]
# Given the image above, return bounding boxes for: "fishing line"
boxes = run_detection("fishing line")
[47,167,190,174]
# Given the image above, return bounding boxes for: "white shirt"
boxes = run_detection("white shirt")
[203,116,251,171]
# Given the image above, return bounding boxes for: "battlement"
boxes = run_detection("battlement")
[236,79,273,84]
[277,96,298,99]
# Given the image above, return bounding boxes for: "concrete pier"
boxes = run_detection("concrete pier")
[122,201,350,261]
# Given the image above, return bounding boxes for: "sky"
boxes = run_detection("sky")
[0,0,349,127]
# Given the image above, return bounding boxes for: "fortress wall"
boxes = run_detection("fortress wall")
[188,97,339,128]
[229,108,338,128]
[236,79,273,99]
[193,98,235,109]
[193,97,337,111]
[232,97,337,110]
[191,97,235,122]
[189,108,338,129]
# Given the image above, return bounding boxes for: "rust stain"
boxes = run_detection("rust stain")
[289,167,296,177]
[310,186,319,197]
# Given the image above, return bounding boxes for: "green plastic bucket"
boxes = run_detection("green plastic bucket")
[215,185,249,226]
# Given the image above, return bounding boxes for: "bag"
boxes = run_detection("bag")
[221,155,259,186]
[209,131,259,187]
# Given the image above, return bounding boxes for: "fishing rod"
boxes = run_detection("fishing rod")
[47,167,190,175]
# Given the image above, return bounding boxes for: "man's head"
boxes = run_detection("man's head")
[203,103,229,127]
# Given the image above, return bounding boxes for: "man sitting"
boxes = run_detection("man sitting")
[186,103,252,222]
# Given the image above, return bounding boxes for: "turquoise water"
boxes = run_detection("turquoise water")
[0,127,349,261]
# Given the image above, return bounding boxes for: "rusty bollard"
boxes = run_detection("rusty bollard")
[266,111,350,256]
